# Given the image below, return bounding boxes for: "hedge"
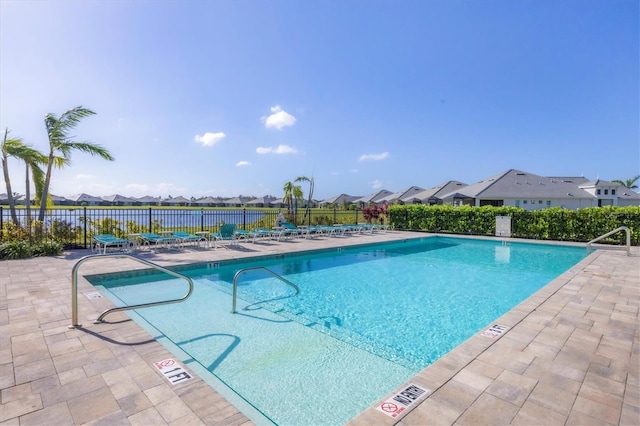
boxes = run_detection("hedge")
[389,205,640,245]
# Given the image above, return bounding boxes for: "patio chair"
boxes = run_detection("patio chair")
[172,231,207,247]
[91,234,129,254]
[211,224,238,247]
[139,232,179,250]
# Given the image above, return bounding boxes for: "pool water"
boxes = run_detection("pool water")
[90,237,586,425]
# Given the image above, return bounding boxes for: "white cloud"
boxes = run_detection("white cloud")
[76,174,96,180]
[256,144,298,155]
[194,132,226,147]
[370,179,383,189]
[263,106,296,130]
[236,161,251,167]
[358,152,389,162]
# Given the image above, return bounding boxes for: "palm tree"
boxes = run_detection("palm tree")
[295,175,314,225]
[38,106,114,221]
[2,128,50,225]
[612,175,640,190]
[282,180,303,218]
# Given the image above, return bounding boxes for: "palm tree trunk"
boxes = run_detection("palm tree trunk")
[1,129,19,225]
[25,163,32,232]
[38,152,54,222]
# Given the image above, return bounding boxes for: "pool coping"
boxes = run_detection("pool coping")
[1,231,638,425]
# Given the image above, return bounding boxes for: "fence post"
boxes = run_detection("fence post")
[201,208,204,231]
[149,207,152,232]
[83,207,88,249]
[0,206,3,241]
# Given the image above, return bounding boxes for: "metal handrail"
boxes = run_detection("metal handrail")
[70,253,194,328]
[232,266,300,313]
[587,226,631,256]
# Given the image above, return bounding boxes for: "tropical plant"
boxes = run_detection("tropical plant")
[38,106,114,221]
[295,175,314,224]
[612,175,640,190]
[1,128,48,225]
[282,180,303,218]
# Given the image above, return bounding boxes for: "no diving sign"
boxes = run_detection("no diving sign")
[153,358,193,385]
[376,383,430,418]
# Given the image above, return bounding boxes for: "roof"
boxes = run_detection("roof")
[321,194,362,204]
[102,194,136,203]
[380,186,425,203]
[67,193,104,202]
[413,181,467,202]
[442,169,594,200]
[355,190,394,204]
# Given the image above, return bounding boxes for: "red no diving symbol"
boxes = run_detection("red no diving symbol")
[155,359,176,369]
[380,402,398,413]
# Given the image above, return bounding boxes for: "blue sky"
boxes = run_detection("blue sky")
[1,0,638,201]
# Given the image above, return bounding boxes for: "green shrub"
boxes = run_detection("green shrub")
[390,205,640,245]
[0,241,32,260]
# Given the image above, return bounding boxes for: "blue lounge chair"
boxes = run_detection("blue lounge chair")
[139,232,178,250]
[172,231,206,247]
[91,234,129,254]
[211,224,238,247]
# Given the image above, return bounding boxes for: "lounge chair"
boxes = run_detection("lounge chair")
[211,224,238,247]
[139,232,179,250]
[91,234,129,254]
[272,221,304,240]
[172,231,207,247]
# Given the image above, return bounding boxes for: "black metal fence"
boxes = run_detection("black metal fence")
[0,207,367,249]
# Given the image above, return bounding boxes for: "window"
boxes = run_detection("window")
[538,200,543,204]
[523,200,528,204]
[604,189,609,195]
[546,200,551,207]
[597,189,601,195]
[612,189,616,195]
[515,200,520,207]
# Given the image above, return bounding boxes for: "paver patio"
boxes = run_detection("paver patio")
[1,232,638,425]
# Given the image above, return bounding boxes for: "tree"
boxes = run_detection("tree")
[282,180,303,218]
[38,106,114,221]
[612,175,640,190]
[1,128,48,225]
[295,175,314,225]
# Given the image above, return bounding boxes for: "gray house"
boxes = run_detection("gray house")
[380,186,425,204]
[413,181,468,205]
[102,194,135,206]
[67,193,106,206]
[439,169,597,209]
[355,190,394,207]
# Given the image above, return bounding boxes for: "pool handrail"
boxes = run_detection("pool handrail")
[232,266,300,313]
[586,226,631,256]
[70,253,194,328]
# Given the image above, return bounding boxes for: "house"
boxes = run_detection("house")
[246,196,277,208]
[162,196,191,206]
[134,196,162,206]
[379,186,425,204]
[355,190,394,207]
[222,197,250,207]
[577,179,638,207]
[192,196,225,207]
[439,169,597,209]
[319,194,362,208]
[413,181,468,205]
[102,194,135,206]
[67,193,106,206]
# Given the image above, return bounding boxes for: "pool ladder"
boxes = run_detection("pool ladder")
[232,267,300,313]
[69,253,194,328]
[586,226,631,256]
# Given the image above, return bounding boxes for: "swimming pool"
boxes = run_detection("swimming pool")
[88,236,586,425]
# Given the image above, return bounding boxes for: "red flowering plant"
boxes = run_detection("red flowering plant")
[362,202,389,224]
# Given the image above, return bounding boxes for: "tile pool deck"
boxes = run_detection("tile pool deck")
[1,231,638,425]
